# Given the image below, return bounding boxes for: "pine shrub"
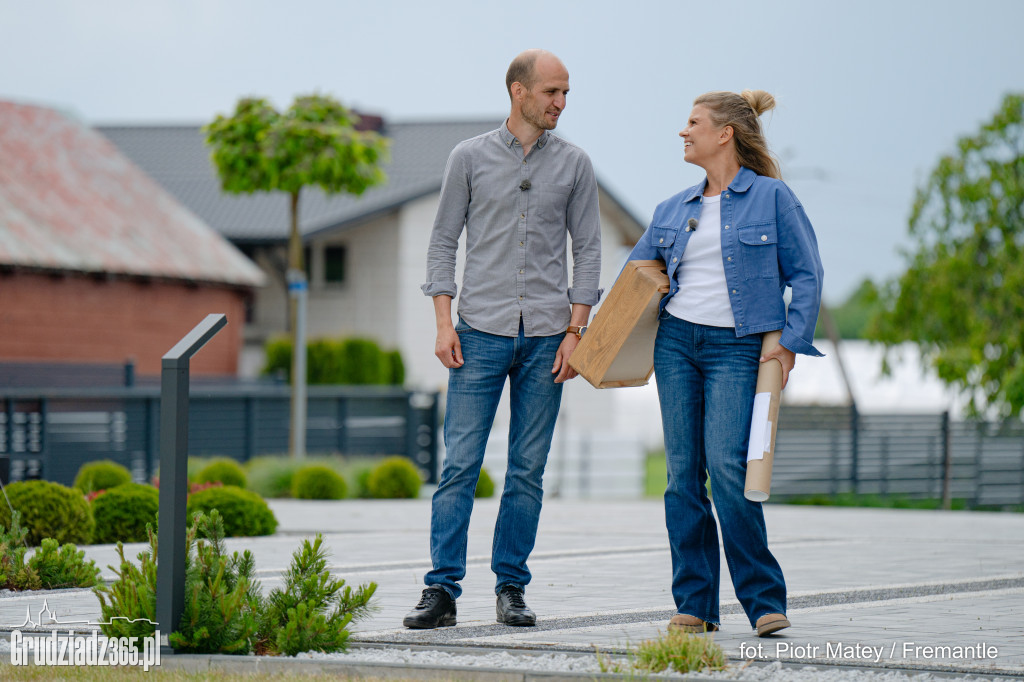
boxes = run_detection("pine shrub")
[2,511,100,591]
[95,526,158,640]
[169,511,260,654]
[187,486,278,537]
[476,467,496,498]
[0,480,94,546]
[73,459,132,494]
[366,456,422,499]
[291,465,347,500]
[91,483,160,544]
[253,534,376,656]
[195,457,248,488]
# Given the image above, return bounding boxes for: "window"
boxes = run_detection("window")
[324,245,346,284]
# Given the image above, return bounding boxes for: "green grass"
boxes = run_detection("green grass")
[0,667,406,681]
[644,451,667,497]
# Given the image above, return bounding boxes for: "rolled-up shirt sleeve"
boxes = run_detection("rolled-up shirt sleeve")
[566,153,602,305]
[422,147,470,298]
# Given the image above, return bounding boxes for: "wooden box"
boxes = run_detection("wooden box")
[569,260,669,388]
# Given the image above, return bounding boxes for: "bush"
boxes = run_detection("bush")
[475,467,496,498]
[95,514,376,656]
[74,460,132,494]
[91,483,160,544]
[253,534,376,656]
[0,480,94,546]
[263,336,404,385]
[187,486,277,537]
[291,465,348,500]
[366,456,421,499]
[195,457,248,488]
[246,456,300,499]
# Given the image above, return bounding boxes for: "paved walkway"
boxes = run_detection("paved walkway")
[2,498,1022,678]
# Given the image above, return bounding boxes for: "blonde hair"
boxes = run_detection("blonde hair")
[693,90,781,179]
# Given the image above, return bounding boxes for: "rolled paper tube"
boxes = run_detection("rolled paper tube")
[744,330,783,502]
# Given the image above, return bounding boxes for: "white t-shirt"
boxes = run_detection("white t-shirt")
[664,194,737,328]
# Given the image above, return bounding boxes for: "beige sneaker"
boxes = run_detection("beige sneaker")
[755,613,790,636]
[668,614,719,633]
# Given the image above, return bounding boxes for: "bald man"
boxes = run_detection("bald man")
[408,50,601,628]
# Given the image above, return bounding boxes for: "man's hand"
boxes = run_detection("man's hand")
[760,343,796,389]
[551,334,579,383]
[435,325,464,368]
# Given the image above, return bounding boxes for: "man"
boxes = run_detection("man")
[405,49,601,629]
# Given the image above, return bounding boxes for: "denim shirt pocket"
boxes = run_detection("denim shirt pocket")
[536,183,573,222]
[736,221,778,279]
[650,225,678,263]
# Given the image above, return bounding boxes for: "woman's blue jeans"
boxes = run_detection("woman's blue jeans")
[654,313,787,628]
[424,318,564,600]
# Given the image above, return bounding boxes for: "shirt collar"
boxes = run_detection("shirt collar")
[500,119,550,150]
[681,166,757,203]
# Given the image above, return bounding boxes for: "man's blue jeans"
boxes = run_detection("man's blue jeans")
[424,317,564,600]
[654,313,787,628]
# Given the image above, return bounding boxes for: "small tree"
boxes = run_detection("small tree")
[205,95,389,455]
[869,93,1024,416]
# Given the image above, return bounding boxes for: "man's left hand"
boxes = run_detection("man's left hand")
[552,334,579,383]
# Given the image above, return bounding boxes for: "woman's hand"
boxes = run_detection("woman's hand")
[761,344,796,389]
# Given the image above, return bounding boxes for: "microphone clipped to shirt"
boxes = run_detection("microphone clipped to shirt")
[519,179,531,191]
[686,218,698,232]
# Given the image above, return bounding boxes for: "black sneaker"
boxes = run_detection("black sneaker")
[496,585,536,626]
[403,586,457,629]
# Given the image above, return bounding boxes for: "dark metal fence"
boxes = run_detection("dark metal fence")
[772,405,1024,507]
[0,385,440,487]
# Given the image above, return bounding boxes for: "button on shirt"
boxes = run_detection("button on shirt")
[422,124,602,337]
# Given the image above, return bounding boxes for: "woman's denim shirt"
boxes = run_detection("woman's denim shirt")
[627,167,824,356]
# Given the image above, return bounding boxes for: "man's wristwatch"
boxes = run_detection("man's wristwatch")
[566,325,588,340]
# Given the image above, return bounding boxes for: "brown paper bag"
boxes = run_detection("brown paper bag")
[744,330,783,502]
[569,260,669,389]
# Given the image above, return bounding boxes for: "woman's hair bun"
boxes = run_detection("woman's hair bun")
[741,90,776,117]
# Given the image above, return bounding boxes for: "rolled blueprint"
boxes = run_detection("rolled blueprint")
[744,331,783,502]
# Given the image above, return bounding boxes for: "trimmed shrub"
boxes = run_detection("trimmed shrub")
[196,457,248,489]
[366,456,421,499]
[475,467,496,498]
[246,456,299,498]
[73,460,132,494]
[91,483,160,544]
[291,465,348,500]
[0,480,94,546]
[263,336,404,385]
[186,486,278,537]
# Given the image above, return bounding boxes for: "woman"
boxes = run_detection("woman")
[627,90,823,637]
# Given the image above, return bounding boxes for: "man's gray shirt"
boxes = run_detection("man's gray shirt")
[422,124,601,337]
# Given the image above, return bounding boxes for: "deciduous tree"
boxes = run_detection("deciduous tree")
[869,93,1024,416]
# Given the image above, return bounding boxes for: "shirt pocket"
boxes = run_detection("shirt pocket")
[736,222,778,279]
[535,183,572,223]
[650,225,678,263]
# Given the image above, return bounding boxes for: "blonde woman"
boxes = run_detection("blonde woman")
[627,90,823,637]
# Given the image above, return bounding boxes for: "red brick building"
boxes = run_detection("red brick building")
[0,101,263,377]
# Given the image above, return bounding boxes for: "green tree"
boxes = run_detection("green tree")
[205,95,389,454]
[869,93,1024,416]
[816,278,884,340]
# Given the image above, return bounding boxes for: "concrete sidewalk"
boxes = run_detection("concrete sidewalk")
[1,498,1022,678]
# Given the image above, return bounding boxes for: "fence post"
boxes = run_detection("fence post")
[155,314,227,654]
[849,404,860,494]
[941,411,952,510]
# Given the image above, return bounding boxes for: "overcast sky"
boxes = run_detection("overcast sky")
[3,0,1022,304]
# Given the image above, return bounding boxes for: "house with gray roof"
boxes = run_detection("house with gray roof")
[99,119,646,392]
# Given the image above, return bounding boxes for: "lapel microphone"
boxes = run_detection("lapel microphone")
[687,218,698,231]
[519,179,531,191]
